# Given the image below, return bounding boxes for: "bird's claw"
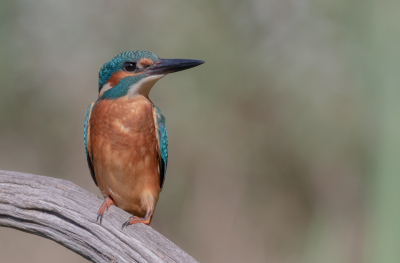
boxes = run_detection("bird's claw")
[122,215,150,229]
[97,196,115,225]
[97,213,104,224]
[122,217,133,229]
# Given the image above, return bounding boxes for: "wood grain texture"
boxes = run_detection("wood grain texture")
[0,170,197,263]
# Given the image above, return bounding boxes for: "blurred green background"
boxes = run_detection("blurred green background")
[1,0,399,262]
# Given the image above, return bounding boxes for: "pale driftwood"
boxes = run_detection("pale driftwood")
[0,170,197,263]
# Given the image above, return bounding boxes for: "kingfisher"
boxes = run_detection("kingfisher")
[84,50,203,227]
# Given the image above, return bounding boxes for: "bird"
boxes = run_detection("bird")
[84,50,203,227]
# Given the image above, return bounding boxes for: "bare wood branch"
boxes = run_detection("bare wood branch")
[0,170,197,263]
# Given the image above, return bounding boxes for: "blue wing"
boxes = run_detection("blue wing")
[84,102,97,186]
[155,106,168,189]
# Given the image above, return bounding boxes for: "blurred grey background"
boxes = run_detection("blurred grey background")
[1,0,400,262]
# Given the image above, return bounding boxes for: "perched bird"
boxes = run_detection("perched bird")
[84,51,203,227]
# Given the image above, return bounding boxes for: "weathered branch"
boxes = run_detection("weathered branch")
[0,170,197,263]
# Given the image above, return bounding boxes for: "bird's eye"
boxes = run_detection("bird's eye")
[123,62,137,72]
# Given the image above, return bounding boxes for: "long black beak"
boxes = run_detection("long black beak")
[145,58,204,75]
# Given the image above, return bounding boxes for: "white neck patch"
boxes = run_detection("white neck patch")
[99,83,113,98]
[127,74,165,98]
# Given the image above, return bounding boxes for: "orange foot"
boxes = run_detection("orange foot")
[122,209,153,228]
[97,196,115,224]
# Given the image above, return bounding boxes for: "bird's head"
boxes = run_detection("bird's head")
[98,50,204,99]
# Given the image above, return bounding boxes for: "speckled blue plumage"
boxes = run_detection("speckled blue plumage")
[84,104,91,158]
[155,106,168,188]
[84,103,96,185]
[98,50,159,91]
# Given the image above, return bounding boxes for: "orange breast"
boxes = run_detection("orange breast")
[89,95,160,217]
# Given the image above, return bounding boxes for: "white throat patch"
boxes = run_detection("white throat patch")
[99,83,113,98]
[127,74,165,98]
